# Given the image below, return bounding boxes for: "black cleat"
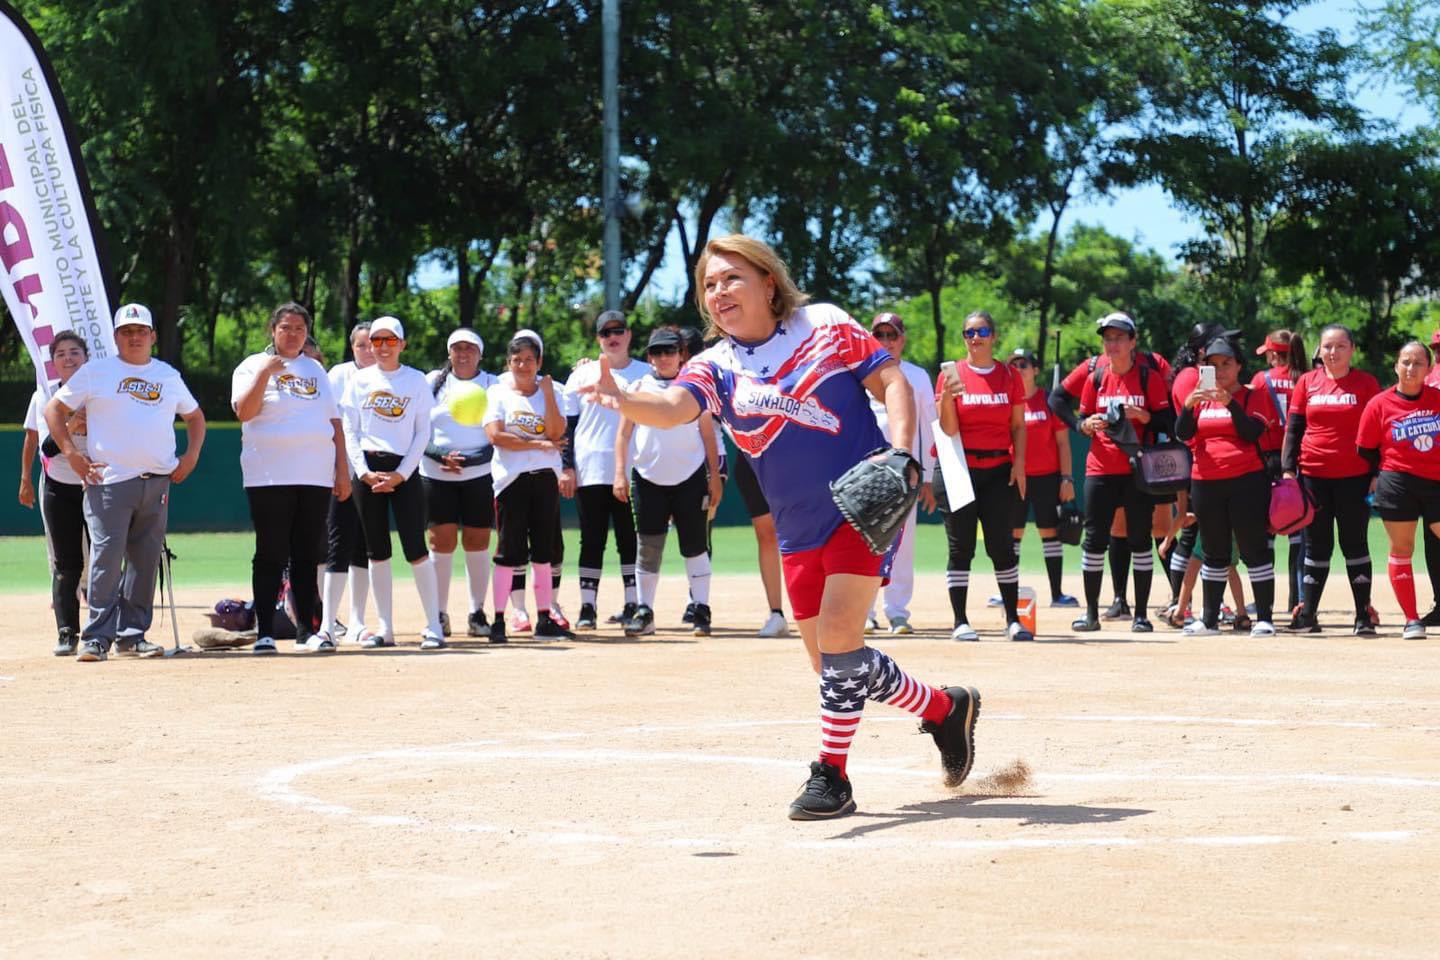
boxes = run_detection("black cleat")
[53,628,78,657]
[1072,613,1101,632]
[691,603,712,637]
[76,640,107,662]
[682,601,697,624]
[1287,610,1321,633]
[1102,598,1131,621]
[534,613,575,641]
[1131,616,1154,634]
[787,761,856,820]
[607,602,638,626]
[921,686,981,788]
[1353,615,1378,637]
[438,611,452,637]
[576,603,598,630]
[1422,607,1440,628]
[467,609,489,637]
[489,619,508,644]
[624,604,656,637]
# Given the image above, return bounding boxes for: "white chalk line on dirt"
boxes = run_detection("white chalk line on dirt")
[256,717,1440,852]
[622,712,1431,733]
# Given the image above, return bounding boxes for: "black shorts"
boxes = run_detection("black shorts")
[632,466,709,557]
[423,474,495,529]
[731,454,770,519]
[1373,470,1440,524]
[1013,472,1062,529]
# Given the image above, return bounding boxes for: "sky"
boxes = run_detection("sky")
[417,0,1433,300]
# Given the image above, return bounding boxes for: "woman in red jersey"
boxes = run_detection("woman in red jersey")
[1251,329,1303,616]
[1282,324,1381,635]
[1071,313,1175,633]
[936,310,1030,641]
[1357,341,1440,640]
[1174,335,1276,636]
[1007,347,1076,607]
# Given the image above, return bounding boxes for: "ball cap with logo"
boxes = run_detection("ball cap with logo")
[370,316,405,340]
[595,309,627,332]
[870,312,905,335]
[113,303,154,330]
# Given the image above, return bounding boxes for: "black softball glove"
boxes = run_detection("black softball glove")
[829,447,922,555]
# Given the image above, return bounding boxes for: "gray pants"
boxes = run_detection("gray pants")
[82,475,171,646]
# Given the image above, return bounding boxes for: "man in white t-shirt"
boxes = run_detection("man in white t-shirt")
[562,310,651,628]
[45,303,207,662]
[865,313,938,635]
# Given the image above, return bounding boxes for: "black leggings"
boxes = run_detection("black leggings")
[495,471,562,567]
[1190,471,1275,624]
[325,490,369,572]
[42,476,86,635]
[1081,473,1156,616]
[577,483,637,570]
[632,466,709,557]
[351,451,428,564]
[1302,473,1372,563]
[246,484,331,638]
[938,462,1020,624]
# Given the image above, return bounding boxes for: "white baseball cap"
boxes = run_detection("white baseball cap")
[370,316,405,340]
[1097,311,1136,334]
[113,303,153,330]
[512,327,543,357]
[447,328,484,353]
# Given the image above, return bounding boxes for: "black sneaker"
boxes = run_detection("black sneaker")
[1072,613,1101,632]
[76,640,107,662]
[467,610,489,637]
[1102,598,1131,621]
[624,604,656,637]
[1421,607,1440,628]
[489,619,508,644]
[682,601,697,624]
[1131,616,1154,634]
[53,628,78,657]
[115,638,165,659]
[1287,610,1321,633]
[921,685,981,788]
[439,611,452,637]
[1353,614,1377,637]
[576,603,598,630]
[608,602,638,626]
[786,761,856,820]
[692,603,712,637]
[534,613,575,640]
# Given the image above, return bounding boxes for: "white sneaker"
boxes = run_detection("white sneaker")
[986,595,1003,607]
[1403,619,1426,640]
[1249,620,1275,637]
[419,628,446,650]
[344,624,373,645]
[1182,621,1220,636]
[1006,621,1034,642]
[301,632,337,653]
[757,611,789,638]
[253,636,277,655]
[950,623,979,642]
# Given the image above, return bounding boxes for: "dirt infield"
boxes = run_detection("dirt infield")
[3,574,1439,958]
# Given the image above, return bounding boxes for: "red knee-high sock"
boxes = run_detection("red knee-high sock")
[1389,555,1418,621]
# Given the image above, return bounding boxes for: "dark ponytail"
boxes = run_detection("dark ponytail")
[432,360,453,397]
[1285,332,1307,374]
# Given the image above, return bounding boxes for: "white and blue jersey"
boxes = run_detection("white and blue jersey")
[675,303,892,553]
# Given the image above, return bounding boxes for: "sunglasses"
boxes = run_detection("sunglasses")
[647,345,680,356]
[369,335,399,345]
[1010,360,1030,370]
[598,327,628,339]
[963,326,994,339]
[873,329,900,341]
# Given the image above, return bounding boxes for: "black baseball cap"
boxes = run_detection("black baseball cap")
[595,309,627,332]
[646,328,682,350]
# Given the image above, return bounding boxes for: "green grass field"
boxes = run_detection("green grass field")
[0,520,1401,595]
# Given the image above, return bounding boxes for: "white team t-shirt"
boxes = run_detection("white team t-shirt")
[483,382,563,496]
[52,356,198,484]
[626,374,706,485]
[231,352,339,488]
[340,364,434,480]
[868,358,939,480]
[563,357,649,487]
[421,369,501,483]
[25,389,88,486]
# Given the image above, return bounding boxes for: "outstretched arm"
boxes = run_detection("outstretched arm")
[576,355,701,428]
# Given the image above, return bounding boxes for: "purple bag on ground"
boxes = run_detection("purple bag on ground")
[1268,476,1314,535]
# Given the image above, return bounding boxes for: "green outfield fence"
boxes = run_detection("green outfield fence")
[2,421,1092,535]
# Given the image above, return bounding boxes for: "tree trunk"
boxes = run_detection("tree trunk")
[1035,201,1066,366]
[337,213,362,332]
[159,209,195,366]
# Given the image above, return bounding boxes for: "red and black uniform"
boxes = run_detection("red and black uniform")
[1283,368,1381,623]
[1013,388,1069,601]
[1358,385,1440,623]
[1071,360,1174,625]
[1249,364,1300,611]
[1174,379,1275,628]
[935,361,1024,630]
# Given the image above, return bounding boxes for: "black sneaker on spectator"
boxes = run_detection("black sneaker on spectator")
[76,639,107,662]
[624,604,656,637]
[534,612,575,640]
[1102,598,1131,621]
[692,604,712,637]
[467,610,489,637]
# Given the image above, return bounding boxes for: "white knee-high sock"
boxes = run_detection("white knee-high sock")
[411,558,442,635]
[322,571,346,637]
[370,560,393,639]
[348,566,370,626]
[684,553,712,605]
[431,550,453,617]
[638,568,660,608]
[465,550,490,614]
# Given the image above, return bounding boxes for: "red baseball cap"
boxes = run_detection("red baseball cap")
[1255,335,1289,355]
[870,312,905,335]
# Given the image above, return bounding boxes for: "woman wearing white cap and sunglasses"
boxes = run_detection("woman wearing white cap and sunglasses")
[339,315,446,649]
[423,328,501,640]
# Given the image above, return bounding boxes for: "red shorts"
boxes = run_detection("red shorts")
[781,521,894,621]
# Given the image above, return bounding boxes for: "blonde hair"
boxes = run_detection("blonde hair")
[693,234,810,337]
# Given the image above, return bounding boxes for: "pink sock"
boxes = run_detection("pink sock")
[1389,555,1418,621]
[532,563,553,614]
[492,565,515,615]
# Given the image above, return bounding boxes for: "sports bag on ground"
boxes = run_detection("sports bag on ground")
[1268,476,1315,535]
